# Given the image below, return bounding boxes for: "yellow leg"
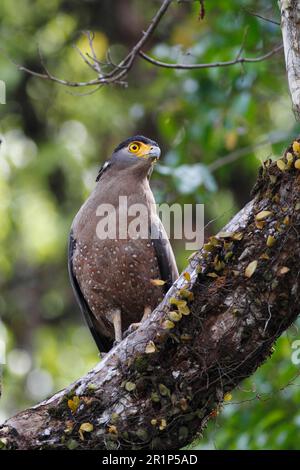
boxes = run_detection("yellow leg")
[107,308,122,343]
[142,305,152,322]
[124,306,153,337]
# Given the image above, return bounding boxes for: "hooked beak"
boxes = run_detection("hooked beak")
[148,146,161,162]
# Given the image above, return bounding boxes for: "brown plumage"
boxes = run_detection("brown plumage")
[68,136,178,352]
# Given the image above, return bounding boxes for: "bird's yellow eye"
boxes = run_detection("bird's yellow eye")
[129,142,141,153]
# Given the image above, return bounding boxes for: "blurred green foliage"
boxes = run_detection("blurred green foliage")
[0,0,299,450]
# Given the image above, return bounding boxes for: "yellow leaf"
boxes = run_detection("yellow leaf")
[292,141,300,155]
[178,304,190,316]
[151,392,160,403]
[224,251,233,261]
[125,382,136,392]
[108,425,118,434]
[145,341,156,354]
[159,419,167,430]
[294,159,300,170]
[245,260,258,278]
[68,396,80,413]
[217,231,234,238]
[159,384,170,396]
[278,266,290,275]
[255,210,272,221]
[207,272,218,278]
[179,289,194,301]
[224,393,232,402]
[183,271,191,281]
[0,438,7,447]
[203,242,216,252]
[255,220,265,230]
[151,279,166,286]
[162,320,175,329]
[266,235,276,247]
[276,159,287,171]
[80,422,93,433]
[283,215,290,225]
[169,298,187,308]
[169,311,182,322]
[232,232,243,241]
[79,422,93,440]
[214,260,225,272]
[208,236,220,245]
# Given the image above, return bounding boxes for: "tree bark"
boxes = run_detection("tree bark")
[279,0,300,118]
[1,141,300,450]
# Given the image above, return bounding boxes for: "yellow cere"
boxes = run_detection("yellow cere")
[128,141,152,158]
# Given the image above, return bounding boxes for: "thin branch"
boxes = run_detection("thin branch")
[245,10,280,26]
[12,0,173,88]
[72,43,99,74]
[7,1,283,90]
[65,84,105,97]
[86,31,102,76]
[139,43,283,70]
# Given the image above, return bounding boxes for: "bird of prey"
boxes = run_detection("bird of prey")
[68,135,178,352]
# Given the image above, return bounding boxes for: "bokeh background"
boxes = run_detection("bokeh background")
[0,0,300,450]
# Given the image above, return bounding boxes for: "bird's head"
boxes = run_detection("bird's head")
[111,135,161,168]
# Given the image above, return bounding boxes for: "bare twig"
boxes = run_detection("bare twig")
[13,0,173,88]
[72,43,99,74]
[245,10,280,26]
[86,31,103,76]
[7,0,284,91]
[139,43,283,70]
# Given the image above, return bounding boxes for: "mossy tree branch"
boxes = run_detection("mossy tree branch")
[1,139,300,450]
